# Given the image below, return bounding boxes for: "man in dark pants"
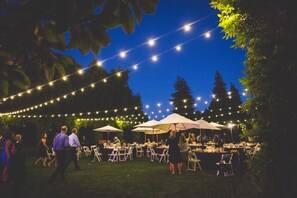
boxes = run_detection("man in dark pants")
[65,128,81,170]
[49,126,69,184]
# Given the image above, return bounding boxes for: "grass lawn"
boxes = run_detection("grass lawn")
[11,157,256,198]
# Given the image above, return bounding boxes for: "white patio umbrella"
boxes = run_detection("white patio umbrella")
[132,127,167,142]
[196,120,221,130]
[195,119,221,141]
[134,119,159,142]
[152,113,199,131]
[93,125,123,140]
[209,122,228,129]
[93,125,123,132]
[135,119,159,127]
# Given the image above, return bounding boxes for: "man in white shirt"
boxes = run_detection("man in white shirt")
[66,128,81,170]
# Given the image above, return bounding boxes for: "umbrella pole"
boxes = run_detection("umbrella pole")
[152,128,154,142]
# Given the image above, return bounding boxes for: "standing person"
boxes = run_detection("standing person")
[1,130,15,183]
[49,126,69,184]
[10,134,26,197]
[178,133,189,171]
[166,130,182,175]
[65,128,81,170]
[34,133,50,167]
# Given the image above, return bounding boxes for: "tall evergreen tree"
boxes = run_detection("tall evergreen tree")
[170,76,195,119]
[204,71,229,123]
[228,83,245,123]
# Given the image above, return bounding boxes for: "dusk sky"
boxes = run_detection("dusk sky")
[66,0,247,118]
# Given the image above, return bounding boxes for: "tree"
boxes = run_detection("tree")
[212,0,297,196]
[0,0,159,98]
[203,71,229,123]
[228,83,245,123]
[170,76,195,119]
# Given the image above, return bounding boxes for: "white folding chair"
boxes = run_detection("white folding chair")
[149,148,159,162]
[108,148,118,162]
[82,146,91,157]
[125,147,133,160]
[216,153,234,176]
[146,146,151,158]
[136,146,144,157]
[118,148,127,162]
[90,145,98,152]
[188,152,203,171]
[158,149,168,163]
[92,148,102,162]
[46,149,53,159]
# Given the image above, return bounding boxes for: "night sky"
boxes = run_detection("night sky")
[66,0,246,118]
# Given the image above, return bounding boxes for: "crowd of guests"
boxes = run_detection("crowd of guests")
[0,126,227,192]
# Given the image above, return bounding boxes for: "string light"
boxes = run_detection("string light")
[132,64,138,70]
[183,24,192,32]
[0,15,217,103]
[96,60,103,67]
[148,39,156,46]
[175,45,182,51]
[119,51,127,58]
[62,76,68,81]
[1,28,221,107]
[78,69,84,75]
[204,31,211,38]
[1,28,247,115]
[151,55,158,62]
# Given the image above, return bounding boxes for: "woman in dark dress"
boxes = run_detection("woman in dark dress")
[166,130,182,175]
[1,130,15,183]
[34,133,49,167]
[10,134,26,197]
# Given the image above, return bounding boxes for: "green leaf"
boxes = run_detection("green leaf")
[101,0,120,16]
[92,27,111,47]
[11,69,31,90]
[68,26,81,49]
[86,29,101,54]
[44,66,55,81]
[131,0,142,24]
[54,62,66,76]
[120,2,135,34]
[76,28,90,55]
[0,78,9,97]
[138,0,159,14]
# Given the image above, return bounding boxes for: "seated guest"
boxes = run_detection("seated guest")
[113,136,121,146]
[196,134,202,143]
[122,140,127,147]
[214,134,224,148]
[202,134,208,143]
[104,140,112,147]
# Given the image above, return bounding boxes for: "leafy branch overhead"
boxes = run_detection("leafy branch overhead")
[0,0,159,97]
